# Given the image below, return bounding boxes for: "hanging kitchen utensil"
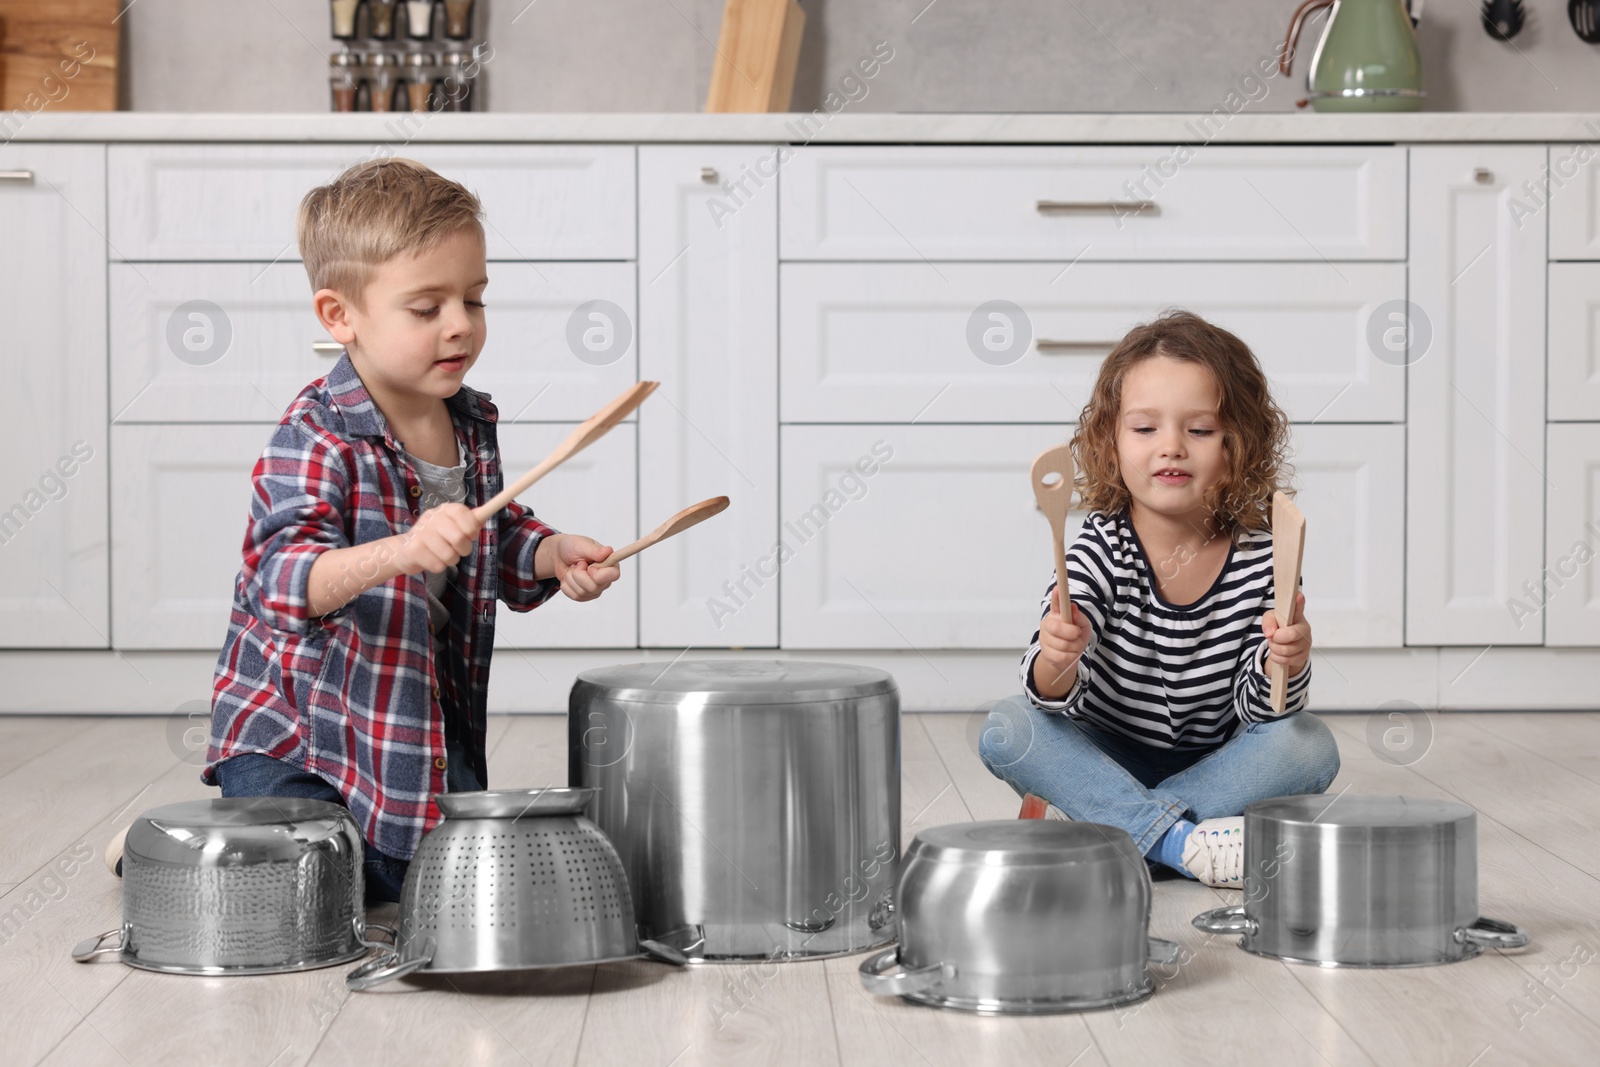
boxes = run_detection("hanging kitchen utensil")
[1030,445,1074,616]
[1268,491,1307,714]
[1571,0,1600,42]
[473,380,658,522]
[1481,0,1525,39]
[600,496,730,567]
[1282,0,1424,112]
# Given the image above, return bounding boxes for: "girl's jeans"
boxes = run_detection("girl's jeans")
[977,694,1341,859]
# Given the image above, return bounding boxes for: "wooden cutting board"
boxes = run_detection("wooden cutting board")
[705,0,805,112]
[1,0,121,113]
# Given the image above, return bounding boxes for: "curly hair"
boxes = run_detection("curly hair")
[1069,308,1294,538]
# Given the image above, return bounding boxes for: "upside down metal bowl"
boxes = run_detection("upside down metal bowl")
[858,820,1180,1014]
[1192,794,1530,967]
[72,798,381,976]
[346,788,690,990]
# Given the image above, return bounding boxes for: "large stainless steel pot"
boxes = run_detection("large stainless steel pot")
[346,788,689,989]
[1192,794,1530,967]
[72,798,382,976]
[858,821,1181,1014]
[569,660,900,961]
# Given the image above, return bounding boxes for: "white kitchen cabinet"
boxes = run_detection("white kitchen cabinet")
[1406,146,1547,646]
[1286,424,1406,648]
[111,423,637,650]
[780,146,1407,261]
[491,424,637,649]
[780,261,1405,424]
[1543,425,1600,646]
[108,144,636,261]
[1548,264,1600,420]
[637,145,778,648]
[110,261,637,423]
[0,145,109,649]
[1548,142,1600,261]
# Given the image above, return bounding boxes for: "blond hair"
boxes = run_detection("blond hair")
[296,156,485,313]
[1070,308,1295,536]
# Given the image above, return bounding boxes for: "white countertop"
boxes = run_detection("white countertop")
[8,111,1600,144]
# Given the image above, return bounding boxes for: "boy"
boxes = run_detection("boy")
[196,157,620,901]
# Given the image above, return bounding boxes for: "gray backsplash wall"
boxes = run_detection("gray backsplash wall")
[123,1,1600,113]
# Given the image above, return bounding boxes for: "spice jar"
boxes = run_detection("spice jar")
[329,50,361,112]
[330,0,362,40]
[403,51,439,111]
[442,0,474,39]
[438,49,476,112]
[366,51,402,112]
[367,0,399,39]
[404,0,436,39]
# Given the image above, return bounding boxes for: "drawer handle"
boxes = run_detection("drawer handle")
[1036,339,1119,353]
[0,170,35,184]
[1036,199,1158,216]
[312,340,345,356]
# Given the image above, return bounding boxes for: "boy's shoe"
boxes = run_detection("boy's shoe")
[1180,816,1245,888]
[1018,793,1070,821]
[105,824,129,877]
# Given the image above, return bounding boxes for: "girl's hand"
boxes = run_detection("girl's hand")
[537,533,622,602]
[1261,591,1311,676]
[1038,586,1093,681]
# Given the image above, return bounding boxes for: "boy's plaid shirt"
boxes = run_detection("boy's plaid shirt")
[205,351,561,860]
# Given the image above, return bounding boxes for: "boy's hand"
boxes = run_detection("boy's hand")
[535,533,622,602]
[1037,586,1093,688]
[1261,591,1311,677]
[394,503,479,576]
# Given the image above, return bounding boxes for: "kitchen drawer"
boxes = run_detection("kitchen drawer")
[779,146,1406,261]
[111,261,637,423]
[1549,263,1600,419]
[1544,424,1600,646]
[780,262,1405,423]
[1549,142,1600,260]
[109,144,635,261]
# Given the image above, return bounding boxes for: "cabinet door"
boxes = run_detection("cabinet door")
[0,146,109,648]
[638,146,778,648]
[1548,264,1600,421]
[780,425,1070,650]
[1287,424,1405,648]
[110,262,636,424]
[491,424,637,649]
[1407,147,1547,646]
[1544,425,1600,646]
[111,425,262,650]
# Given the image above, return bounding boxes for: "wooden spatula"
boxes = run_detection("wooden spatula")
[1030,446,1075,615]
[472,381,659,523]
[1269,490,1307,714]
[600,496,730,567]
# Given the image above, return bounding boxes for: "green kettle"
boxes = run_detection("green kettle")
[1282,0,1424,112]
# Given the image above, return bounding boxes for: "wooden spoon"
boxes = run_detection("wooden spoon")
[472,381,659,523]
[600,496,730,567]
[1268,490,1307,714]
[1030,445,1074,614]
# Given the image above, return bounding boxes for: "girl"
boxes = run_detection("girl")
[978,309,1339,888]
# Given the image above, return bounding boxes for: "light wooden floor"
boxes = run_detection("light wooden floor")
[2,711,1597,1066]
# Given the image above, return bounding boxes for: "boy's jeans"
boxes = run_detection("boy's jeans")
[977,694,1341,859]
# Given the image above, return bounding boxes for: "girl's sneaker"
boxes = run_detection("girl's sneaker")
[1180,816,1245,887]
[1017,793,1070,820]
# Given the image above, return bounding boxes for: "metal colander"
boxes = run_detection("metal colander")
[348,788,688,989]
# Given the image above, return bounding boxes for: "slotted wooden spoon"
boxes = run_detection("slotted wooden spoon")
[600,496,730,567]
[1030,445,1074,612]
[1269,491,1307,714]
[472,381,659,523]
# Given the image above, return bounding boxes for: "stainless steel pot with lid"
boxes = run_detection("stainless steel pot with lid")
[1192,794,1530,967]
[859,820,1182,1014]
[570,660,900,962]
[71,798,383,976]
[346,788,690,990]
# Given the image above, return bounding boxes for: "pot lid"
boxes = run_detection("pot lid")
[910,819,1140,867]
[434,787,595,819]
[1247,793,1474,830]
[573,660,897,705]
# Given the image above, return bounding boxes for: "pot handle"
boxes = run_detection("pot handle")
[1146,937,1182,965]
[1192,905,1258,937]
[71,928,123,963]
[347,936,434,992]
[1457,916,1530,951]
[359,921,398,951]
[639,938,691,967]
[857,947,955,997]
